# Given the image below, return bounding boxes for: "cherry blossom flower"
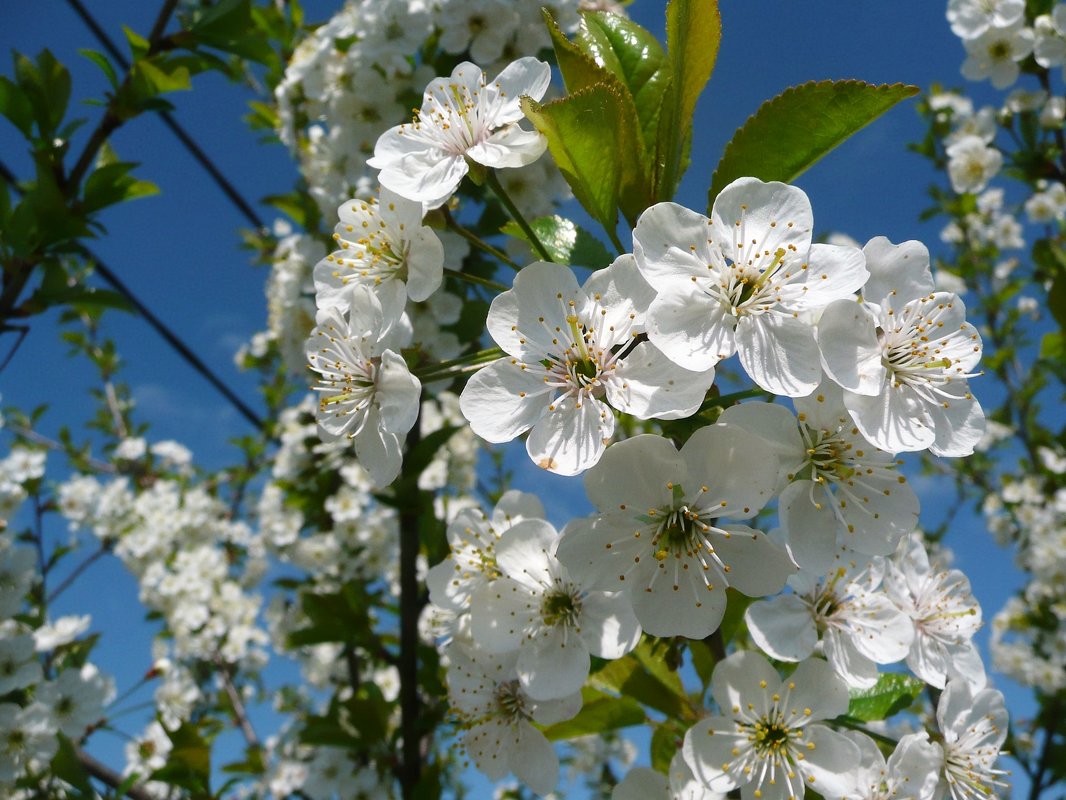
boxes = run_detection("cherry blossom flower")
[931,681,1008,800]
[818,238,985,457]
[632,178,867,396]
[960,21,1034,89]
[745,554,914,688]
[445,642,580,795]
[426,490,544,616]
[614,754,725,800]
[947,0,1025,40]
[885,534,985,691]
[314,188,444,322]
[556,426,794,639]
[306,286,421,488]
[368,58,551,208]
[720,383,918,571]
[840,730,942,800]
[945,136,1003,195]
[469,517,641,700]
[683,652,860,800]
[459,258,715,475]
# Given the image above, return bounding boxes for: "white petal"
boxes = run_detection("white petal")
[735,312,822,397]
[817,299,884,396]
[710,524,796,598]
[823,629,879,689]
[782,658,850,721]
[796,243,869,307]
[495,518,559,588]
[613,768,669,800]
[682,424,779,518]
[584,434,684,512]
[745,595,818,661]
[469,579,534,653]
[711,651,780,720]
[512,719,560,796]
[459,358,547,442]
[525,394,614,475]
[633,202,716,285]
[798,725,862,798]
[682,717,747,794]
[927,385,985,458]
[608,341,715,420]
[862,237,935,305]
[376,350,421,434]
[711,178,813,265]
[647,287,735,371]
[718,400,806,486]
[404,227,445,302]
[845,384,935,454]
[579,591,642,659]
[631,559,727,639]
[468,124,547,168]
[352,409,402,488]
[779,481,845,573]
[583,254,656,331]
[518,626,591,700]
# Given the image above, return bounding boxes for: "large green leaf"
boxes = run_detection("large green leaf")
[707,80,920,208]
[500,215,614,268]
[657,0,721,200]
[591,648,693,721]
[542,687,645,740]
[542,12,655,223]
[522,86,627,234]
[577,11,671,153]
[844,673,924,722]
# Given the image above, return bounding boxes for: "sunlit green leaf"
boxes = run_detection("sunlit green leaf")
[708,80,919,208]
[844,673,924,722]
[500,215,614,268]
[542,687,645,740]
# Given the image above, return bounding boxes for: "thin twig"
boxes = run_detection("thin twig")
[442,207,522,271]
[47,543,111,604]
[5,423,116,474]
[215,658,261,750]
[486,170,553,262]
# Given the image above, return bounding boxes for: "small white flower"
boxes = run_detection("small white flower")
[960,21,1034,89]
[885,534,985,691]
[556,426,793,639]
[841,730,942,800]
[683,652,860,800]
[426,490,544,615]
[746,554,914,688]
[445,642,580,796]
[33,615,91,652]
[945,136,1002,195]
[36,664,115,738]
[0,635,42,694]
[306,286,421,488]
[469,517,641,700]
[314,188,444,322]
[633,179,868,396]
[720,383,918,571]
[947,0,1025,40]
[818,238,985,457]
[368,58,551,208]
[460,258,714,475]
[931,681,1008,800]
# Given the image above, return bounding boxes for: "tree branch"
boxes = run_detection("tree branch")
[398,422,424,797]
[74,745,156,800]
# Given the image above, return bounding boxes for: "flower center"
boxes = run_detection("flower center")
[541,587,582,628]
[751,719,794,755]
[493,680,529,723]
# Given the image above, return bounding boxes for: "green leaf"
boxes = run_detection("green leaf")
[542,687,645,740]
[79,49,119,89]
[707,80,920,208]
[542,10,657,223]
[153,722,211,794]
[132,58,192,96]
[577,11,672,153]
[82,161,159,213]
[123,26,151,59]
[0,76,34,137]
[184,0,275,63]
[650,723,681,773]
[500,215,614,268]
[844,673,924,722]
[657,0,721,200]
[51,735,95,797]
[522,86,627,235]
[591,651,691,721]
[14,50,72,138]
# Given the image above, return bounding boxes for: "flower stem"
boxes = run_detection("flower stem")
[443,267,509,293]
[442,207,522,271]
[698,386,771,413]
[487,169,553,262]
[415,348,503,383]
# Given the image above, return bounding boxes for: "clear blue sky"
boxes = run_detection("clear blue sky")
[0,0,1036,794]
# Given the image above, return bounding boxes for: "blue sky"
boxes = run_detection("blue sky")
[0,0,1038,795]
